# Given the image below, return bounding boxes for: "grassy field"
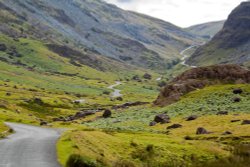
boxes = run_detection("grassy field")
[55,83,250,167]
[58,129,230,167]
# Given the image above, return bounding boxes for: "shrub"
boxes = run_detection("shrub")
[113,159,136,167]
[131,144,155,161]
[196,144,250,167]
[102,90,110,95]
[66,154,99,167]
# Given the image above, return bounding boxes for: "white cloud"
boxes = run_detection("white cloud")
[104,0,247,27]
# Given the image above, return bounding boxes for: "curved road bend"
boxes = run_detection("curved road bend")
[180,42,206,68]
[108,81,122,98]
[0,122,61,167]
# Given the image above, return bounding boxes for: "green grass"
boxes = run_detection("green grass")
[83,84,250,132]
[57,129,229,167]
[56,83,250,167]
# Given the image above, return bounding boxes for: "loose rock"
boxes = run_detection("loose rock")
[196,127,209,135]
[103,109,112,118]
[222,131,232,135]
[241,120,250,125]
[154,114,170,124]
[186,115,198,121]
[233,97,241,102]
[40,121,47,126]
[143,73,152,80]
[149,121,157,126]
[231,119,241,123]
[233,88,243,94]
[167,124,182,129]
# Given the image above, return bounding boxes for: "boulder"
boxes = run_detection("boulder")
[132,75,140,81]
[216,111,228,115]
[75,110,96,119]
[167,124,182,129]
[186,115,198,121]
[143,73,152,80]
[222,131,232,135]
[196,127,209,135]
[233,88,243,94]
[231,119,241,122]
[154,114,170,124]
[103,109,112,118]
[233,97,241,102]
[40,121,47,126]
[149,121,157,126]
[241,120,250,125]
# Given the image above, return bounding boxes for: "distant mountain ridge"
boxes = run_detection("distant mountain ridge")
[185,20,225,39]
[0,0,200,71]
[187,1,250,67]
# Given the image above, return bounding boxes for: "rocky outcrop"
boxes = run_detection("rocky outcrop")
[154,64,250,106]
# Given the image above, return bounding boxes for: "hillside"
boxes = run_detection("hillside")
[0,0,200,71]
[187,2,250,67]
[0,1,250,167]
[62,65,250,167]
[186,20,224,39]
[154,64,250,106]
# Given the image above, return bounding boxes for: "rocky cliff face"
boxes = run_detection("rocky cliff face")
[154,64,250,106]
[187,2,250,68]
[0,0,199,71]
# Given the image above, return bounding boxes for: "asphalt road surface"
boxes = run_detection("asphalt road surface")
[0,122,61,167]
[108,81,122,98]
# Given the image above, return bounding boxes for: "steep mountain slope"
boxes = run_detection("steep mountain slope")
[0,0,199,70]
[186,20,224,39]
[187,2,250,67]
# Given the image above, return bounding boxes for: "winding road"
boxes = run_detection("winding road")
[180,42,206,68]
[108,81,122,98]
[180,45,198,68]
[0,123,61,167]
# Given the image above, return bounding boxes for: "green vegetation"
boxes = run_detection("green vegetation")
[56,84,250,167]
[0,1,249,166]
[84,84,250,132]
[58,130,228,167]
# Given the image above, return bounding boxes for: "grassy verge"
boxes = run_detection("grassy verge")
[57,129,229,167]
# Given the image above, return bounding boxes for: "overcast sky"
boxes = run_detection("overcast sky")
[104,0,246,27]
